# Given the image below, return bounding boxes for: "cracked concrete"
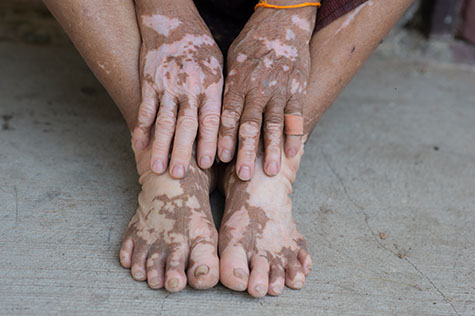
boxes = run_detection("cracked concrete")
[1,2,475,316]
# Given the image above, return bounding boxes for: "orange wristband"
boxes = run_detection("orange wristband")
[254,0,321,10]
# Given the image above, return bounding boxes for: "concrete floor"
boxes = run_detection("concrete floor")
[1,29,475,316]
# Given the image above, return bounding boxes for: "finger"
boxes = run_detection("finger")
[197,86,222,169]
[150,92,177,174]
[218,84,245,163]
[133,80,158,151]
[235,92,268,181]
[284,95,304,158]
[169,95,199,179]
[263,97,285,176]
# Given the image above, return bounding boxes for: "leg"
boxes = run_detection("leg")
[218,0,414,297]
[43,0,220,290]
[42,0,141,129]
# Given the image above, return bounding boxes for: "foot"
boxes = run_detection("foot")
[219,142,312,297]
[119,145,219,292]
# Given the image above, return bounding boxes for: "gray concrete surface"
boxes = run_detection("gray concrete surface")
[1,21,475,316]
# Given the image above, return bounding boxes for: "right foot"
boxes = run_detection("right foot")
[119,146,219,292]
[218,143,312,297]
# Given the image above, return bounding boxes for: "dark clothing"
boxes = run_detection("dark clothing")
[194,0,369,52]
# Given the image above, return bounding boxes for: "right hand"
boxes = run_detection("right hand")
[133,1,223,179]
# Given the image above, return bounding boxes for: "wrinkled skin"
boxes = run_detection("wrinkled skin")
[133,0,224,178]
[218,139,312,297]
[120,141,219,292]
[218,6,316,181]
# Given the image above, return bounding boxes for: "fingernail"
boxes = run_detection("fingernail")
[152,160,164,173]
[286,147,297,157]
[233,268,248,281]
[266,161,278,176]
[199,156,212,168]
[172,165,185,178]
[195,265,209,278]
[167,278,179,289]
[255,285,266,295]
[238,166,251,180]
[135,139,145,150]
[293,281,304,289]
[221,149,232,162]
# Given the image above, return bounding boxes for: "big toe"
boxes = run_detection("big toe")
[219,246,249,292]
[187,241,219,289]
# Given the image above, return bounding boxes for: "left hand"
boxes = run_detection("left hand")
[218,4,317,180]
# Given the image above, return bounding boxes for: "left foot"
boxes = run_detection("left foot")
[218,143,312,297]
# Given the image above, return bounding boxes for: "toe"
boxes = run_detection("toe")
[119,238,134,268]
[285,257,305,290]
[146,248,166,289]
[248,256,270,298]
[297,248,312,276]
[187,241,219,290]
[164,249,187,292]
[219,246,249,292]
[268,264,285,296]
[130,240,149,281]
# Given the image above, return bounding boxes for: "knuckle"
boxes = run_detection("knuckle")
[156,111,176,129]
[221,109,241,128]
[177,115,198,130]
[200,112,220,129]
[239,120,260,139]
[264,121,282,134]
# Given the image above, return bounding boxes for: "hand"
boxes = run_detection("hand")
[218,5,316,180]
[133,0,223,178]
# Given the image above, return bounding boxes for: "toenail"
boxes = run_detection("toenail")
[149,278,161,287]
[293,281,304,289]
[255,285,266,295]
[195,265,209,278]
[238,166,251,180]
[306,265,312,272]
[172,165,185,178]
[272,286,282,294]
[233,268,248,281]
[266,161,278,175]
[221,149,232,162]
[134,272,144,279]
[152,160,164,173]
[199,156,212,168]
[167,278,179,289]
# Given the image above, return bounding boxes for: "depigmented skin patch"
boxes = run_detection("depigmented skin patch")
[133,1,224,175]
[218,5,317,179]
[219,141,312,296]
[120,142,219,291]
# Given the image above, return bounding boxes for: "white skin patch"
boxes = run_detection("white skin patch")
[142,14,181,37]
[269,80,277,87]
[333,1,372,35]
[283,65,289,71]
[263,56,273,68]
[261,38,298,61]
[290,78,300,94]
[228,69,236,76]
[236,53,247,63]
[291,15,311,32]
[286,29,295,41]
[143,34,220,98]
